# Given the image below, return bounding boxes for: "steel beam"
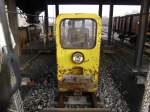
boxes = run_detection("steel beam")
[0,0,21,109]
[45,5,49,44]
[47,0,141,5]
[6,0,19,55]
[0,1,13,51]
[129,16,133,34]
[135,0,150,68]
[99,4,102,17]
[56,4,59,17]
[107,4,114,45]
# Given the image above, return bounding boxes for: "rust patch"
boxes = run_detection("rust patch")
[58,81,97,92]
[58,67,99,92]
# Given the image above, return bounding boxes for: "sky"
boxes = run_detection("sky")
[47,5,141,17]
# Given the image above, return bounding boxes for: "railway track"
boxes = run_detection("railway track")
[48,92,109,112]
[20,52,109,112]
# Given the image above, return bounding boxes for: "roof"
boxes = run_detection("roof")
[48,0,142,5]
[16,0,142,14]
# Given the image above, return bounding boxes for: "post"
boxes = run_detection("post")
[82,20,85,28]
[124,16,127,34]
[99,4,102,17]
[55,4,59,17]
[129,16,133,34]
[107,4,114,45]
[117,17,120,33]
[45,5,49,45]
[0,0,21,111]
[6,0,19,55]
[135,0,150,68]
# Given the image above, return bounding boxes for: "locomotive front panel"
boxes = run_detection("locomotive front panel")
[56,14,102,93]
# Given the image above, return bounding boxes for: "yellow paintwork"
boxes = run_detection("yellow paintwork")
[56,13,102,92]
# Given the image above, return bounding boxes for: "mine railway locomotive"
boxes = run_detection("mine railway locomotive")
[53,13,110,111]
[56,13,101,93]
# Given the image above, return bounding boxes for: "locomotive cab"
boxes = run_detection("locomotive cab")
[56,13,102,93]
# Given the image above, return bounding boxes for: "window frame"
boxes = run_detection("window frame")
[59,18,97,49]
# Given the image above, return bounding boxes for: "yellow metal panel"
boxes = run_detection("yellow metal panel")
[56,13,102,92]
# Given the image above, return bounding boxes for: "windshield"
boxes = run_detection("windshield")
[60,19,96,49]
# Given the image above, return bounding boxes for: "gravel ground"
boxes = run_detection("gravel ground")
[101,40,148,112]
[140,66,150,112]
[19,52,131,112]
[98,54,130,112]
[23,78,58,112]
[101,53,144,112]
[20,53,58,111]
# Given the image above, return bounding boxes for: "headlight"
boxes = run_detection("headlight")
[72,52,84,64]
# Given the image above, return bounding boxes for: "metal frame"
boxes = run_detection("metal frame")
[108,4,114,45]
[0,0,21,100]
[135,0,150,68]
[99,4,102,17]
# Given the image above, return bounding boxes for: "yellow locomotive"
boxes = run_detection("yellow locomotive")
[56,13,102,93]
